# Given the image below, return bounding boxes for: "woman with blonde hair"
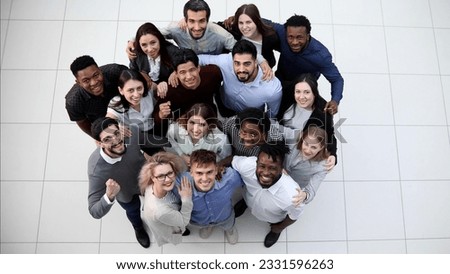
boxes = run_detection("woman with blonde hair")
[138,152,192,246]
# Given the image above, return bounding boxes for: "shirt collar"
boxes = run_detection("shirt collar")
[100,147,122,164]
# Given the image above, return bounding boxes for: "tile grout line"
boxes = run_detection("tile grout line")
[34,0,69,254]
[0,1,13,68]
[379,0,409,254]
[427,0,450,143]
[328,0,350,254]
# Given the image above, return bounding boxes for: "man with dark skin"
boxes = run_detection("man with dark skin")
[65,55,127,137]
[232,141,305,247]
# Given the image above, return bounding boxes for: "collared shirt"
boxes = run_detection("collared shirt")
[99,146,123,164]
[232,156,304,223]
[65,64,128,122]
[161,22,236,55]
[99,144,123,204]
[220,116,284,157]
[174,168,243,226]
[198,53,282,118]
[269,21,344,103]
[107,94,155,131]
[148,56,161,81]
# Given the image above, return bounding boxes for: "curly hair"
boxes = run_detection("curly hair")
[138,152,187,194]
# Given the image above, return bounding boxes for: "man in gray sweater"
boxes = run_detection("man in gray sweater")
[87,117,150,248]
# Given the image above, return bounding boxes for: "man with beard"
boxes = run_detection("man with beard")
[65,55,127,137]
[87,117,150,248]
[198,40,282,118]
[266,15,344,118]
[126,0,236,57]
[232,140,304,248]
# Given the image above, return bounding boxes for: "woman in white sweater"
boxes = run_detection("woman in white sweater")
[138,152,192,246]
[166,103,231,166]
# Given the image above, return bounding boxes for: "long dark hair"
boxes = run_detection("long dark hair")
[282,73,326,124]
[110,69,149,113]
[134,22,174,69]
[232,4,275,37]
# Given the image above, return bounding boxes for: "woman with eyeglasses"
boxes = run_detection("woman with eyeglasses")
[138,151,193,246]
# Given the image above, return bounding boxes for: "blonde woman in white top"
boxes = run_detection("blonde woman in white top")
[138,151,192,246]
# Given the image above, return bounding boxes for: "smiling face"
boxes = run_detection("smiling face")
[152,164,176,193]
[75,65,104,96]
[190,162,217,192]
[239,121,266,149]
[286,26,310,53]
[233,53,258,83]
[301,134,325,160]
[256,152,283,188]
[187,115,208,143]
[119,79,145,108]
[186,10,208,39]
[238,14,259,40]
[99,124,126,158]
[176,61,201,90]
[294,81,315,110]
[139,33,160,59]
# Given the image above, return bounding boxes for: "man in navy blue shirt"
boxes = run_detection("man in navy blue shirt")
[268,15,344,117]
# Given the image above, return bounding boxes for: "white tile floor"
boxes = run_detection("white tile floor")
[1,0,450,254]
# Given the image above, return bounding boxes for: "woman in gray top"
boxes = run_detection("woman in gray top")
[284,125,330,205]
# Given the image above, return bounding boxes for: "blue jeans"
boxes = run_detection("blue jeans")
[117,194,143,229]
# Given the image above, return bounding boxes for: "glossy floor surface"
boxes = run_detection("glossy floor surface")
[1,0,450,254]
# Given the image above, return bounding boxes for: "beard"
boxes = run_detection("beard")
[108,141,127,157]
[236,72,250,82]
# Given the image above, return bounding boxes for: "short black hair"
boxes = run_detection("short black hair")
[258,140,290,164]
[284,14,311,34]
[235,108,271,134]
[232,39,257,59]
[183,0,211,21]
[172,48,199,70]
[70,55,98,77]
[91,117,119,141]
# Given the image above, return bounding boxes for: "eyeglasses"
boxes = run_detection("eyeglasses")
[101,130,121,144]
[153,171,175,182]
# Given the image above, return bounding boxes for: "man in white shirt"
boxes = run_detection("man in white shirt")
[232,140,304,248]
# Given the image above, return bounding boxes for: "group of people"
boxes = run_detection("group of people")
[65,0,344,249]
